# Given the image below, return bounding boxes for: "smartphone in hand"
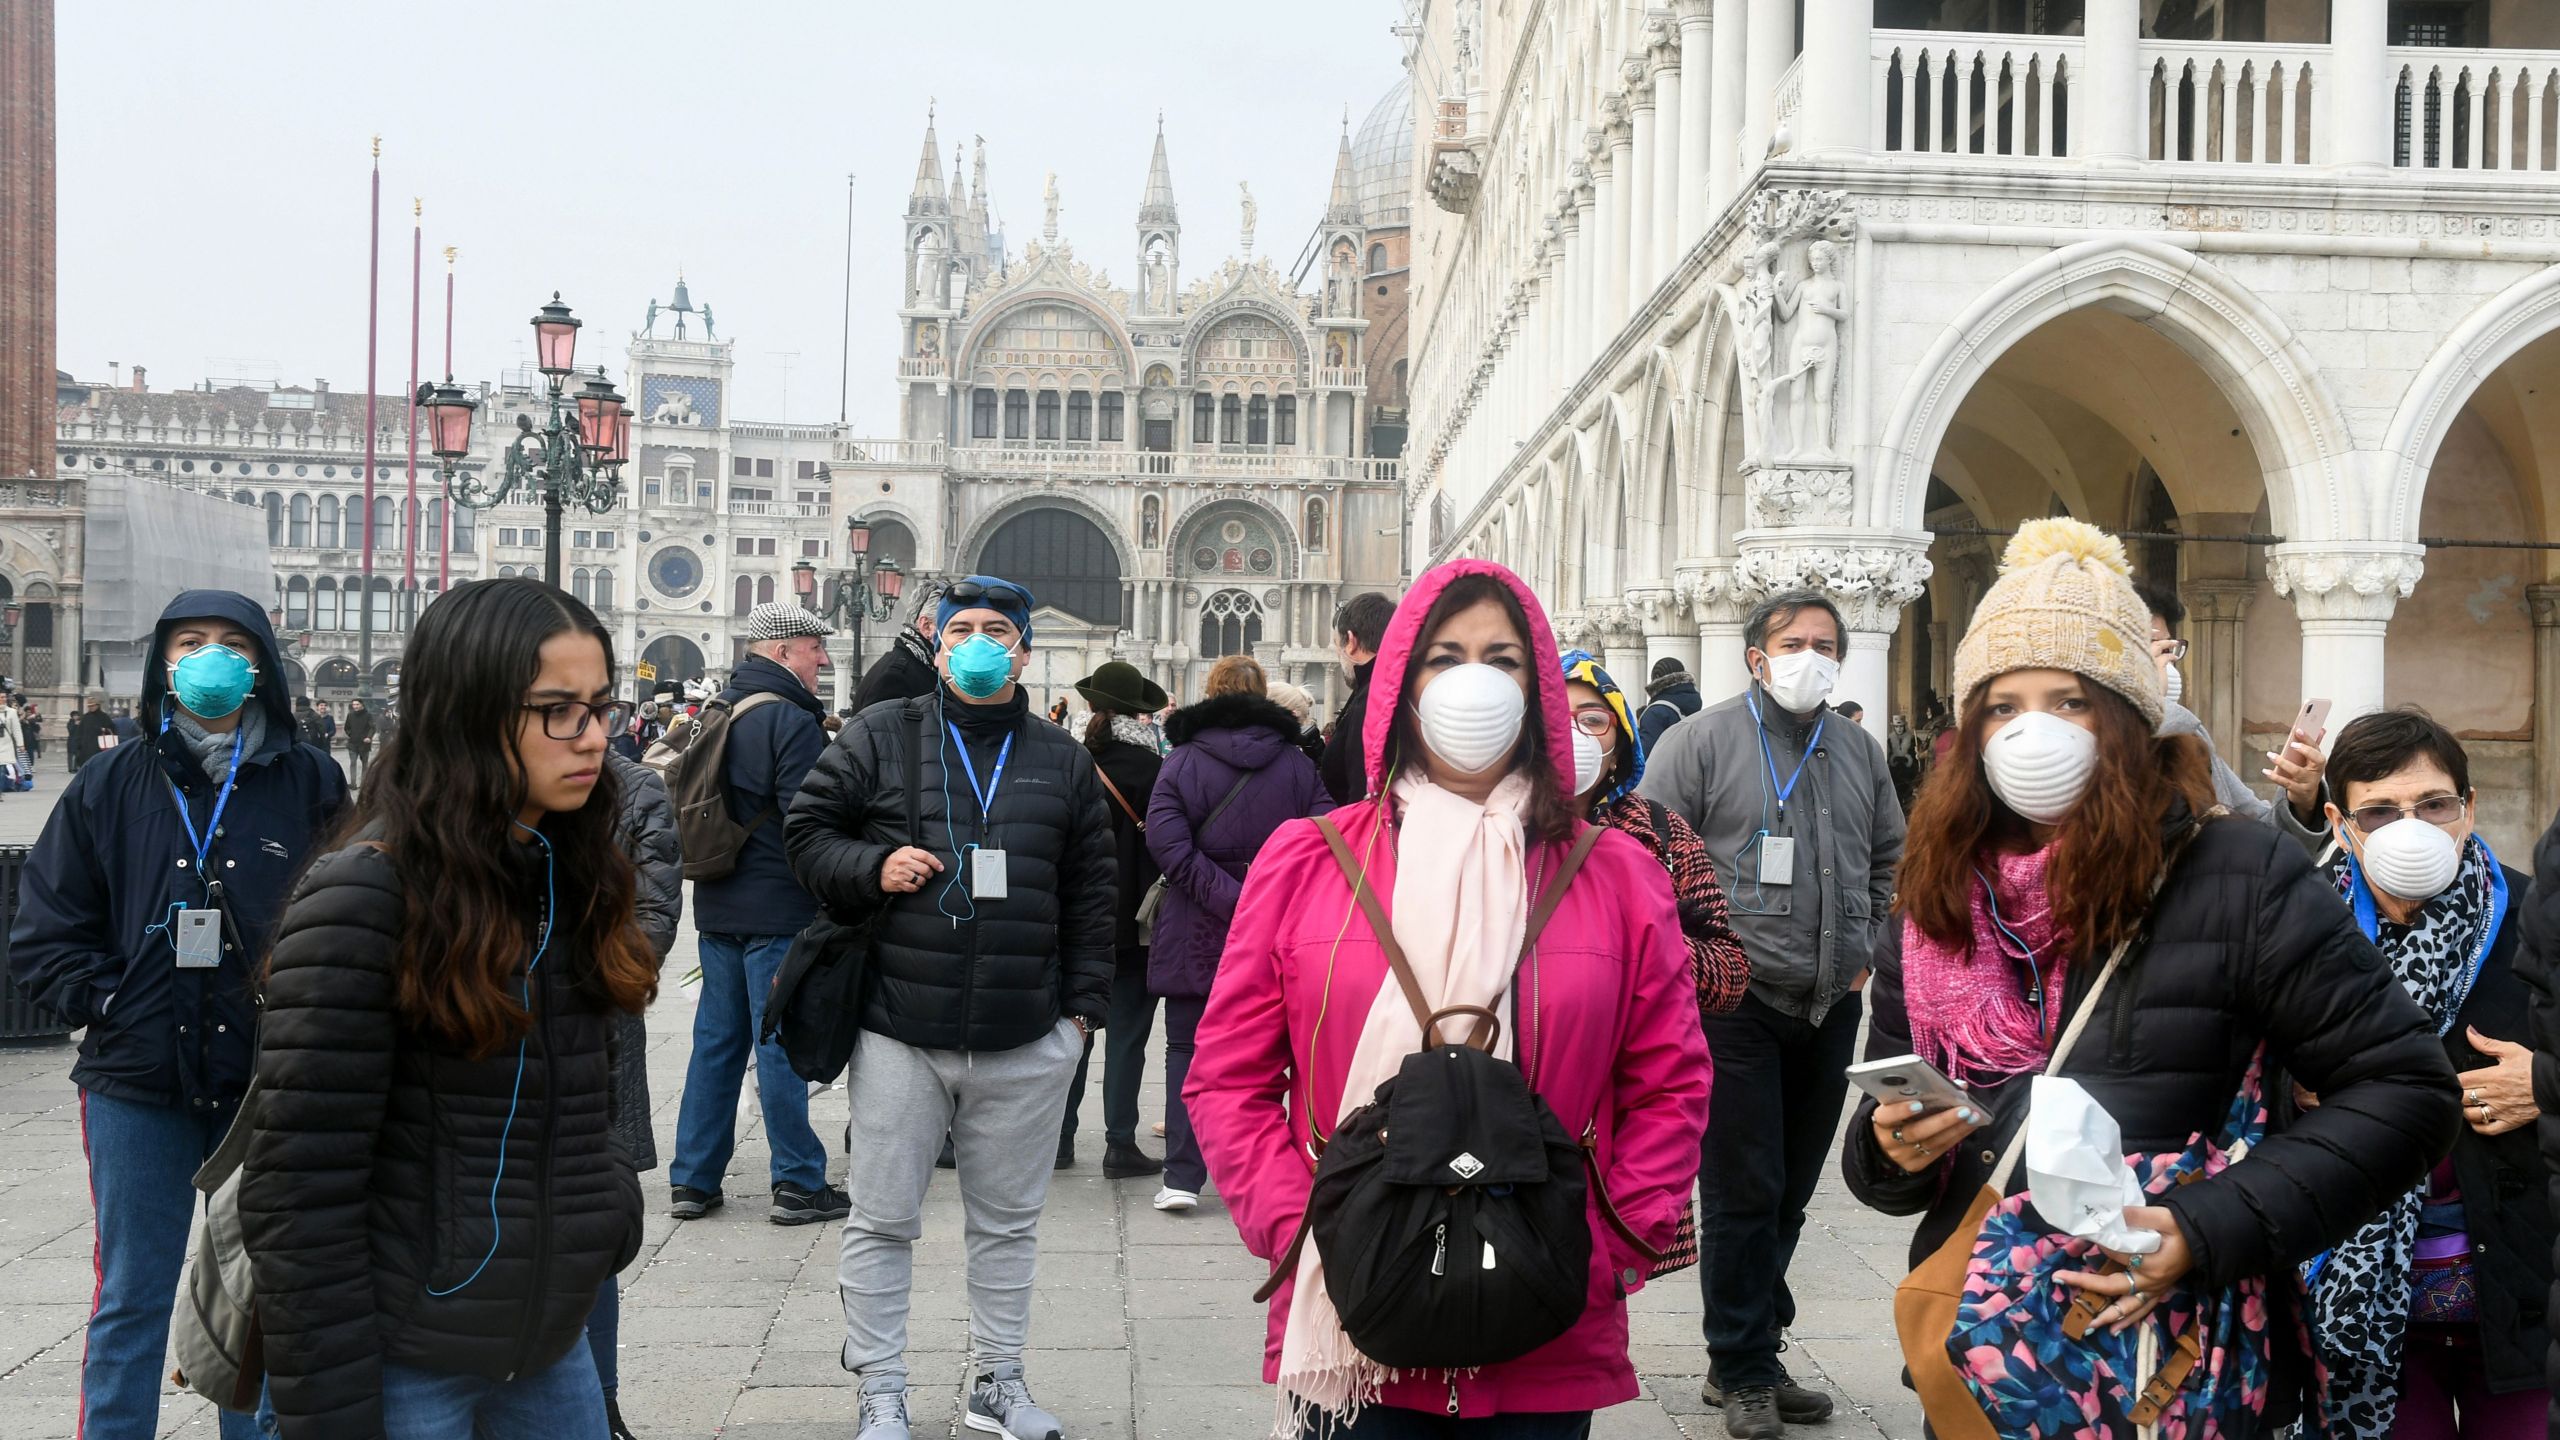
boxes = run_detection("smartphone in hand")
[1846,1054,1972,1114]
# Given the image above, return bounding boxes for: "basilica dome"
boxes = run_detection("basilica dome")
[1351,77,1414,230]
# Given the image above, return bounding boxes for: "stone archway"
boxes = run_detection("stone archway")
[640,634,709,687]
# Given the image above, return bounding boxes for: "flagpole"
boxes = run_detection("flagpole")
[406,199,421,612]
[359,138,381,707]
[441,245,455,592]
[839,172,855,425]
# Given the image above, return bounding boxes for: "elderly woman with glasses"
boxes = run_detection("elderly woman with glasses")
[2302,708,2549,1440]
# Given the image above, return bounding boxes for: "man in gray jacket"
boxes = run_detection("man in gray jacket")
[1639,589,1901,1440]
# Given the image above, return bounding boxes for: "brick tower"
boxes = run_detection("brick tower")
[0,0,56,481]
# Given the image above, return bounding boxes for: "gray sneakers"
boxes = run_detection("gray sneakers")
[965,1362,1063,1440]
[855,1384,911,1440]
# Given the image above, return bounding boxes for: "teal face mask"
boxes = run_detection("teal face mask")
[168,643,258,720]
[946,633,1017,699]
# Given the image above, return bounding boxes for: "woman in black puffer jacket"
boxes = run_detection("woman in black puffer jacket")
[1843,521,2457,1436]
[243,579,657,1440]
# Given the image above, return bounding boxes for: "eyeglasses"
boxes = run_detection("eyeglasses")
[2157,638,2189,661]
[945,579,1031,611]
[2348,794,2467,831]
[522,699,634,741]
[1570,709,1619,738]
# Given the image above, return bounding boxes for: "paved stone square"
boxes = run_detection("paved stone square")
[0,779,1925,1440]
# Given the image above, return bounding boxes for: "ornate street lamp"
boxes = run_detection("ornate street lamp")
[799,504,906,710]
[418,293,626,588]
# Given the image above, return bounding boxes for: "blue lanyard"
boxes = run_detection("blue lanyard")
[946,725,1014,825]
[163,725,247,874]
[2349,835,2507,1038]
[1746,689,1826,819]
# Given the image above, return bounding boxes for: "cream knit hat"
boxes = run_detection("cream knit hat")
[1951,518,2165,726]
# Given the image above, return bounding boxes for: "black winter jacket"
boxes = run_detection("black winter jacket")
[2312,855,2548,1395]
[2510,811,2560,1414]
[12,591,346,1118]
[692,655,828,937]
[849,628,942,719]
[1844,813,2458,1311]
[1085,733,1164,949]
[785,686,1116,1052]
[242,840,643,1440]
[1637,675,1702,755]
[606,751,681,1172]
[1319,659,1375,807]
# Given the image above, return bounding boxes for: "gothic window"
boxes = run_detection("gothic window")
[1368,243,1388,273]
[1220,395,1243,444]
[316,494,340,548]
[734,575,754,615]
[972,388,998,439]
[1066,392,1092,441]
[1036,390,1061,441]
[315,578,339,631]
[288,494,312,548]
[1004,389,1029,441]
[1276,395,1298,447]
[1099,392,1125,442]
[1305,497,1328,551]
[1247,395,1270,447]
[1199,589,1265,658]
[1192,393,1215,444]
[594,569,615,610]
[285,577,310,630]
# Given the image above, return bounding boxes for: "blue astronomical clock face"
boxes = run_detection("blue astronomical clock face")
[649,545,704,598]
[639,376,722,429]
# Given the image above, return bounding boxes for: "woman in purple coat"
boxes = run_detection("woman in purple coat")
[1144,656,1333,1213]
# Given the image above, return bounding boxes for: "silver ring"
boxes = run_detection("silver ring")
[2467,1088,2482,1104]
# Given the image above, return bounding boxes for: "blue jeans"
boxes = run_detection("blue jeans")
[78,1089,268,1440]
[585,1275,619,1395]
[381,1344,604,1440]
[670,932,826,1194]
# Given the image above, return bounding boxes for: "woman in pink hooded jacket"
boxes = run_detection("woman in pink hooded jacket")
[1186,559,1712,1436]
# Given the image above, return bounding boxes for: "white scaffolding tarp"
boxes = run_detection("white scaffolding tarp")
[82,474,275,645]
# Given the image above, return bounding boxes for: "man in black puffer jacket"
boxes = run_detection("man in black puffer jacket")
[786,574,1111,1440]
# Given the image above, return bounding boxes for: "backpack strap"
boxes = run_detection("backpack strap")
[906,703,926,848]
[725,692,794,838]
[1094,768,1146,831]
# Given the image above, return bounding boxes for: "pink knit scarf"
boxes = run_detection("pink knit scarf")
[1903,847,2073,1085]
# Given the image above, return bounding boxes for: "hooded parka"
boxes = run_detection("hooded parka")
[1143,692,1332,998]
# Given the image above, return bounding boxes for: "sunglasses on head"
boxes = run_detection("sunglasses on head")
[945,580,1030,611]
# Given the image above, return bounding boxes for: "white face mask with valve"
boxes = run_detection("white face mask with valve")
[1981,710,2099,825]
[1414,662,1528,776]
[1757,650,1840,714]
[2356,816,2462,903]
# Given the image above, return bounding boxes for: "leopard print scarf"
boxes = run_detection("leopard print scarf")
[2307,834,2496,1440]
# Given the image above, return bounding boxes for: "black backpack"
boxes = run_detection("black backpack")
[1251,818,1661,1371]
[761,705,922,1083]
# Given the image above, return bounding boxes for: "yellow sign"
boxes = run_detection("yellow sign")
[635,662,658,682]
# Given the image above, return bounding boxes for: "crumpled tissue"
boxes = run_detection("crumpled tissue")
[2024,1075,2161,1254]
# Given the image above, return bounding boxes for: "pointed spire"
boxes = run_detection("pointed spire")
[1139,112,1179,228]
[953,139,968,210]
[908,103,947,212]
[1324,107,1363,228]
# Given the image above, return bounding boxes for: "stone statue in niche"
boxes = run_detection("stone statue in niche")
[1777,240,1845,461]
[1728,189,1858,515]
[1718,243,1783,462]
[1141,496,1161,549]
[1145,242,1173,314]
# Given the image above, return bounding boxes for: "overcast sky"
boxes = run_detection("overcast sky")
[56,2,1405,434]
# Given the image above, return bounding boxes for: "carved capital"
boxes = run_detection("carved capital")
[1620,57,1649,92]
[1624,584,1680,635]
[1590,603,1646,650]
[1745,187,1859,246]
[1550,610,1596,650]
[1742,463,1855,530]
[2179,578,2256,627]
[1674,560,1752,628]
[1673,0,1712,27]
[1644,15,1679,62]
[1583,126,1610,162]
[2267,544,2425,625]
[2530,584,2560,630]
[1733,531,1934,636]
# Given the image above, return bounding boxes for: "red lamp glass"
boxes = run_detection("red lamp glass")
[604,404,632,464]
[792,561,818,601]
[531,294,581,376]
[421,380,478,461]
[875,560,904,601]
[576,375,624,453]
[847,521,872,556]
[5,605,23,630]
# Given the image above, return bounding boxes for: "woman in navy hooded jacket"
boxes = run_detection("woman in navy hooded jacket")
[1142,654,1331,1211]
[12,590,346,1440]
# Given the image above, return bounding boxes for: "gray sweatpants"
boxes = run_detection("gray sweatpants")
[839,1019,1083,1386]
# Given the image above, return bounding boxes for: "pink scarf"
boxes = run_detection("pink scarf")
[1277,770,1535,1434]
[1902,847,2072,1085]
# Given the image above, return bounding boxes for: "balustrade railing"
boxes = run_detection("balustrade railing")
[897,357,949,381]
[1873,32,2082,159]
[727,500,831,519]
[2391,49,2560,173]
[2142,40,2322,165]
[1317,365,1368,389]
[829,438,947,466]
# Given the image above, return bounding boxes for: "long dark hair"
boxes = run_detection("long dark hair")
[1899,679,2215,953]
[347,578,656,1057]
[1380,574,1578,842]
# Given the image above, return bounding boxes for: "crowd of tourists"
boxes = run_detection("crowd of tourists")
[24,512,2560,1440]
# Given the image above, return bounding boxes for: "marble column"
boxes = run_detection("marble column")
[2531,585,2560,827]
[1677,1,1714,247]
[1626,71,1658,308]
[1794,0,1871,158]
[1682,560,1754,705]
[2268,543,2426,732]
[1581,142,1612,364]
[1741,0,1794,181]
[1709,0,1748,215]
[1652,30,1689,280]
[2329,0,2392,171]
[2180,579,2254,769]
[1605,103,1636,334]
[1551,208,1579,381]
[1628,585,1696,675]
[2084,0,2145,166]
